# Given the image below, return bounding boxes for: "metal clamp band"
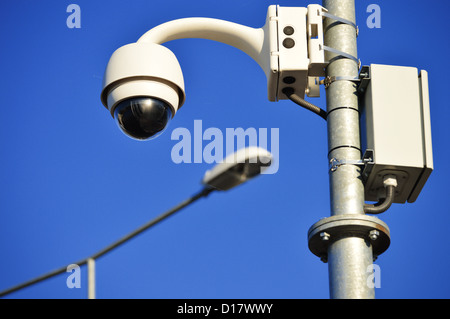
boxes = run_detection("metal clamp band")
[326,106,360,116]
[321,12,359,36]
[329,157,372,172]
[323,45,361,69]
[321,76,361,88]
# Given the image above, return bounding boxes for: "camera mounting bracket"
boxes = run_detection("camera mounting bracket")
[136,4,329,102]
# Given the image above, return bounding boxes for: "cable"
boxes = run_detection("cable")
[0,187,215,298]
[364,180,396,215]
[282,88,328,121]
[0,258,89,298]
[90,187,214,260]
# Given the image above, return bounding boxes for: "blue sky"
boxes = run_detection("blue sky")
[0,0,449,299]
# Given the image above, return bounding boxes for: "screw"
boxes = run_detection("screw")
[359,72,368,79]
[369,230,379,241]
[320,232,330,241]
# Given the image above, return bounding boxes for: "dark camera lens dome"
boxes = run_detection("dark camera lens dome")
[113,97,173,140]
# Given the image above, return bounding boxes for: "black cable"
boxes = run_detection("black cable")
[0,258,89,298]
[282,88,328,121]
[0,187,215,298]
[90,187,214,260]
[364,185,395,215]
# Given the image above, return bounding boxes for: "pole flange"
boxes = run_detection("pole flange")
[308,215,390,262]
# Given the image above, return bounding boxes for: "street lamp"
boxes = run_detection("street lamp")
[0,147,272,298]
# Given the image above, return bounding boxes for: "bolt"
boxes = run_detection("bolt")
[320,254,328,263]
[369,230,380,241]
[320,232,330,241]
[359,72,369,79]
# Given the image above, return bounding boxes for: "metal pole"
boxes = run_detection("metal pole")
[87,258,95,299]
[322,0,375,298]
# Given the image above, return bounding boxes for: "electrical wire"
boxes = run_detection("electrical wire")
[0,187,215,298]
[283,86,396,215]
[282,88,328,121]
[364,185,395,215]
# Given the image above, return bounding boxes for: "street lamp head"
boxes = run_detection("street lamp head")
[202,146,272,191]
[101,42,185,140]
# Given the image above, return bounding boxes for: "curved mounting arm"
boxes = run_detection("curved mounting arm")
[135,5,327,102]
[137,17,271,77]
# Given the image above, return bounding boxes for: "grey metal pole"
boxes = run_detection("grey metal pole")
[322,0,374,299]
[87,258,95,299]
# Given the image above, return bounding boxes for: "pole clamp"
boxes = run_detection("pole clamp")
[321,11,359,37]
[320,12,361,69]
[323,46,361,69]
[321,75,361,88]
[329,156,372,172]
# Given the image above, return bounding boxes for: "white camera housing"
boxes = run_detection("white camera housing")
[101,42,185,117]
[100,5,328,139]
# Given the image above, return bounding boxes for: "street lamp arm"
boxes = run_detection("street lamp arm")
[0,187,215,298]
[137,17,270,75]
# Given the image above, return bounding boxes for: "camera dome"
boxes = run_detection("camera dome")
[100,42,185,140]
[113,97,172,140]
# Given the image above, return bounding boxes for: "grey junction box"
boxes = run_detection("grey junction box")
[360,64,433,203]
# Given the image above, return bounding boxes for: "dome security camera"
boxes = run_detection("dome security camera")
[100,4,328,140]
[101,42,185,140]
